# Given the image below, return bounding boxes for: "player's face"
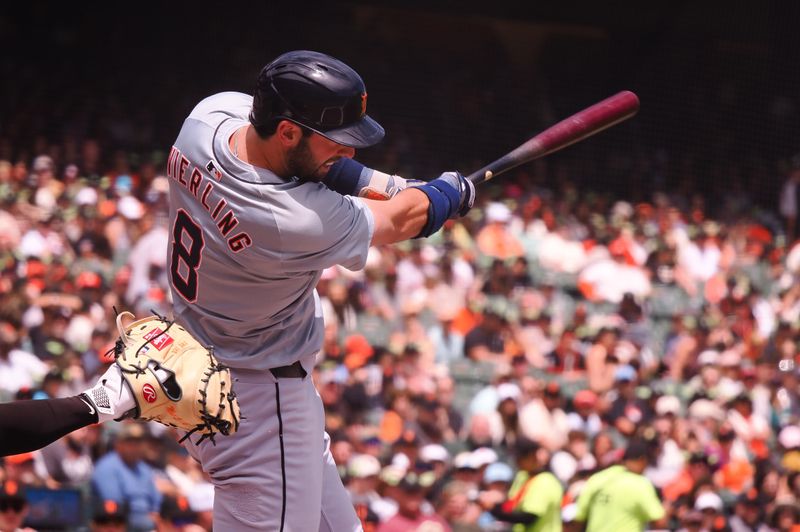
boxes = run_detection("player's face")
[287,132,355,182]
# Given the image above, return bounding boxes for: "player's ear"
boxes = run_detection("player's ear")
[276,120,303,148]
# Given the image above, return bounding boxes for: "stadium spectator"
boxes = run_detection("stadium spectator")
[574,439,665,531]
[0,480,32,532]
[91,422,162,532]
[377,472,450,532]
[90,499,128,532]
[481,438,563,531]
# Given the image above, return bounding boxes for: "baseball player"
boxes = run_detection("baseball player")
[0,50,474,530]
[162,49,473,531]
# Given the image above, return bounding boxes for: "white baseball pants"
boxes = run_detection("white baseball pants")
[184,360,362,531]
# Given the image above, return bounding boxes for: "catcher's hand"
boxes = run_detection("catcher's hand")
[83,312,240,444]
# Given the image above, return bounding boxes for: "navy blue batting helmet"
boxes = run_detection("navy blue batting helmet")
[250,50,384,148]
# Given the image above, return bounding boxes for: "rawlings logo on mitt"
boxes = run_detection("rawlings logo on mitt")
[111,312,240,444]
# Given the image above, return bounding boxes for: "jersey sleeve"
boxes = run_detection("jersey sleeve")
[636,478,665,523]
[272,183,375,272]
[574,475,597,522]
[520,473,562,517]
[187,92,253,124]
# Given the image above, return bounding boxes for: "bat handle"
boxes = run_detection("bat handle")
[466,167,494,185]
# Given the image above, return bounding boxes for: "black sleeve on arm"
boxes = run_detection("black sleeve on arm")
[490,503,539,525]
[0,396,98,456]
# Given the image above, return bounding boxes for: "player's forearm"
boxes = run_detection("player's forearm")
[364,188,430,245]
[489,503,538,525]
[0,396,97,456]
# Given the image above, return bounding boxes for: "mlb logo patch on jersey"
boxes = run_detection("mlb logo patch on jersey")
[206,160,222,180]
[143,328,174,351]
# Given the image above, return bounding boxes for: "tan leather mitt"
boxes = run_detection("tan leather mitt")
[111,312,240,444]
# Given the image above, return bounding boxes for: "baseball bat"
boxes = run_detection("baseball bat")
[466,90,640,185]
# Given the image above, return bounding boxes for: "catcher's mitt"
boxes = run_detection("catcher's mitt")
[110,311,240,444]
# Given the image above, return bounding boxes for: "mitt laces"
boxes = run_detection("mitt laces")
[179,347,240,446]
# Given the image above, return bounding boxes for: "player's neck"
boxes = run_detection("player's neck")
[230,125,289,176]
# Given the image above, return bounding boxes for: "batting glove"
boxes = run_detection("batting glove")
[415,171,475,237]
[80,364,136,423]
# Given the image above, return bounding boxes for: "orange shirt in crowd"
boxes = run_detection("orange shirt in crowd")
[476,224,523,260]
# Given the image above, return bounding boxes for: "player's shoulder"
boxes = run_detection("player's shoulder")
[537,471,563,488]
[187,91,254,126]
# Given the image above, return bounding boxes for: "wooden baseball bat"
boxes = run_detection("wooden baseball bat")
[466,90,640,185]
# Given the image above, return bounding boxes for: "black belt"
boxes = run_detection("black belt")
[269,360,307,379]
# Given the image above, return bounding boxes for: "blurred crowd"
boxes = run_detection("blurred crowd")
[1,134,800,532]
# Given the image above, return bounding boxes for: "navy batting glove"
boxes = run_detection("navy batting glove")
[416,171,475,238]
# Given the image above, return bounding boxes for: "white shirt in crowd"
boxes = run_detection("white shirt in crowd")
[0,349,48,399]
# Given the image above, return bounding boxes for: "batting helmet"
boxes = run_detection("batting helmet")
[250,50,384,149]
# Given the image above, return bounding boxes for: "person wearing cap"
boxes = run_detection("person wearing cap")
[490,382,523,449]
[479,438,562,532]
[90,499,128,532]
[452,451,483,487]
[464,301,511,361]
[694,490,728,531]
[345,453,383,529]
[605,364,654,437]
[91,422,162,532]
[574,438,665,532]
[647,396,687,490]
[477,461,516,530]
[419,444,451,484]
[3,451,47,488]
[158,495,204,532]
[566,390,602,439]
[728,488,767,532]
[476,202,524,260]
[377,472,450,532]
[31,369,64,400]
[0,480,31,532]
[47,48,475,532]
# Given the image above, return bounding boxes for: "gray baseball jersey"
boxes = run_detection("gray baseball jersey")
[166,91,374,370]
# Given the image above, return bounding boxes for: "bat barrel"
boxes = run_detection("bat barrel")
[467,90,639,185]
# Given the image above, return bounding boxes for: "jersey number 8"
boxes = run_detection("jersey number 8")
[170,210,204,302]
